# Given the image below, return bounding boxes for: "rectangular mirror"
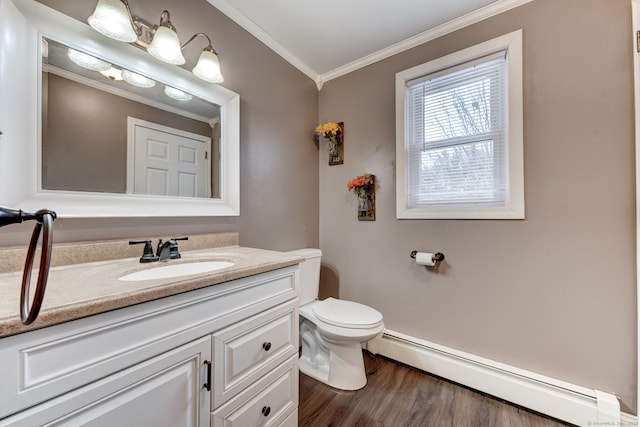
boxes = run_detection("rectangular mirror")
[0,0,240,217]
[43,38,222,199]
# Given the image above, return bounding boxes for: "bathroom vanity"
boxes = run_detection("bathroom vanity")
[0,235,301,426]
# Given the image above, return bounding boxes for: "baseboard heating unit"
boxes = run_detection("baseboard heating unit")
[367,329,621,427]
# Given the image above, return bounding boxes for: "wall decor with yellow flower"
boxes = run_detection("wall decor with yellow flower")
[347,173,375,221]
[315,121,344,165]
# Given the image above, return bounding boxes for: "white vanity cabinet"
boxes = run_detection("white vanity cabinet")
[0,265,299,427]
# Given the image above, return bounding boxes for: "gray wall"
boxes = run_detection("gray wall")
[318,0,637,413]
[1,0,319,251]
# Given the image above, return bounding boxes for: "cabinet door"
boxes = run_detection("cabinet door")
[1,337,211,427]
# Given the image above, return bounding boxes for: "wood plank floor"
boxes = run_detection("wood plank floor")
[299,351,572,427]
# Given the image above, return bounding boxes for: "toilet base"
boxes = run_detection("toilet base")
[299,340,367,391]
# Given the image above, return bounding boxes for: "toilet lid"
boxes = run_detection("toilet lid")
[312,298,383,329]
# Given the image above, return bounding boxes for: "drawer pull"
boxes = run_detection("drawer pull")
[203,360,212,391]
[261,406,271,417]
[262,341,272,351]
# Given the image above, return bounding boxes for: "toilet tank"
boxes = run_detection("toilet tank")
[289,248,322,305]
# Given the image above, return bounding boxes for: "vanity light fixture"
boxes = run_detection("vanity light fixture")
[164,86,192,101]
[122,69,156,88]
[88,0,224,83]
[67,48,111,72]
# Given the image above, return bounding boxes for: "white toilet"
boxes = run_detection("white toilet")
[290,248,384,391]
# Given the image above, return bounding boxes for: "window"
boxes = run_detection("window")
[396,30,524,219]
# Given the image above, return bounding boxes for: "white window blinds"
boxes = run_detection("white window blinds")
[406,50,507,208]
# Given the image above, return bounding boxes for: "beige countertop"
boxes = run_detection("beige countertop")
[0,244,302,338]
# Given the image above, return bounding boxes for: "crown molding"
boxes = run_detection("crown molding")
[207,0,533,90]
[318,0,533,87]
[205,0,319,83]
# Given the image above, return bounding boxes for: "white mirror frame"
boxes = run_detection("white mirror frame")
[0,0,240,217]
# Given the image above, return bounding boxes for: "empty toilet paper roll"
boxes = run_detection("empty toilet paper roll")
[414,252,436,267]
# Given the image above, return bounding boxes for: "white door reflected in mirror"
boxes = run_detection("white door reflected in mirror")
[128,118,212,198]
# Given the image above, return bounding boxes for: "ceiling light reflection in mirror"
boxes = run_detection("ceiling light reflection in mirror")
[43,38,219,122]
[67,48,110,71]
[122,69,155,88]
[41,37,222,198]
[164,86,192,101]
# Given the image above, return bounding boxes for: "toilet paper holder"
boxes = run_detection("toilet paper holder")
[410,250,445,263]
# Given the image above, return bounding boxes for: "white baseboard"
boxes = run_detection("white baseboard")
[366,329,620,427]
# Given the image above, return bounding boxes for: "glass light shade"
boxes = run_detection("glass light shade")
[88,0,137,43]
[122,69,156,88]
[164,86,192,101]
[147,26,186,65]
[67,49,111,72]
[192,50,223,83]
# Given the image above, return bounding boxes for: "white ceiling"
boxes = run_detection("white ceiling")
[206,0,530,87]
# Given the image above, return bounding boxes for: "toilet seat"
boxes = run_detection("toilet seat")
[312,297,383,329]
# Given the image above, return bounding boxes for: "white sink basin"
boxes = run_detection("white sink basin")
[118,261,234,282]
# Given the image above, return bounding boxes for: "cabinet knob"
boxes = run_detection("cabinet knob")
[262,342,272,351]
[261,406,271,417]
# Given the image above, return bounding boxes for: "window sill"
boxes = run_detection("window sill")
[396,204,525,220]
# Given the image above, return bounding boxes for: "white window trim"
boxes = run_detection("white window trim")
[396,29,524,219]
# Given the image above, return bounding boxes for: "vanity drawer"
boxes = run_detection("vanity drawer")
[212,354,298,427]
[213,299,298,408]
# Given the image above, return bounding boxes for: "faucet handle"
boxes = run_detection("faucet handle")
[129,240,159,263]
[167,236,188,259]
[155,236,188,260]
